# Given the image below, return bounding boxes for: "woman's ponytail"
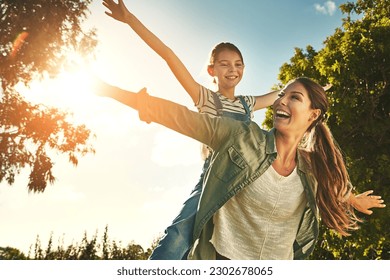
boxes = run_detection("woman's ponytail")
[295,77,360,236]
[310,122,359,236]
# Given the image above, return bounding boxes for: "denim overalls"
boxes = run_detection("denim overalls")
[149,93,251,260]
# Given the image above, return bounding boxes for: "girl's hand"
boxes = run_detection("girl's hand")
[103,0,131,23]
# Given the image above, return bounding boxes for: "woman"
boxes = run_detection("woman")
[95,76,385,259]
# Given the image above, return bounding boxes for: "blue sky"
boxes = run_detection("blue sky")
[1,0,347,254]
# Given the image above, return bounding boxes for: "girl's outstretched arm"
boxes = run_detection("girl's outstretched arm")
[253,90,280,111]
[102,0,200,103]
[253,84,333,111]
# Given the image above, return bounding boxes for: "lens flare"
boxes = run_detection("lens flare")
[11,31,29,58]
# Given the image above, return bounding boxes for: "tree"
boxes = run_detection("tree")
[0,246,27,260]
[19,227,151,260]
[264,0,390,259]
[0,0,97,192]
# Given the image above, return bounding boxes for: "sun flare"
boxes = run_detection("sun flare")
[54,67,95,104]
[19,58,105,122]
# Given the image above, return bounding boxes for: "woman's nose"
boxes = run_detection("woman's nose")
[279,95,287,105]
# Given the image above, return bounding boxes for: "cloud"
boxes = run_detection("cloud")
[314,1,337,16]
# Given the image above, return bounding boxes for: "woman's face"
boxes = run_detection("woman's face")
[272,81,321,136]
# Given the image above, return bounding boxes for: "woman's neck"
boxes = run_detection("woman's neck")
[272,132,302,176]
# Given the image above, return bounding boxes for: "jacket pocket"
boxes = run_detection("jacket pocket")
[214,146,248,183]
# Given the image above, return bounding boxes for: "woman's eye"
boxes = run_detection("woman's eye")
[291,95,300,100]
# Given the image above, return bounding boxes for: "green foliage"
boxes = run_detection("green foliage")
[0,246,27,260]
[0,0,97,192]
[310,223,388,260]
[265,0,390,259]
[0,226,152,260]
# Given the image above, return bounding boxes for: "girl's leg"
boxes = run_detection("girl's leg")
[149,157,210,260]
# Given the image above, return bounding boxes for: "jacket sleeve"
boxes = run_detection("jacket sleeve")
[136,90,235,151]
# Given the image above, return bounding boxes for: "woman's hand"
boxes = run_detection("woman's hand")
[349,190,386,215]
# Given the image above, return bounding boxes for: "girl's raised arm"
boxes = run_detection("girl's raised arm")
[103,0,200,103]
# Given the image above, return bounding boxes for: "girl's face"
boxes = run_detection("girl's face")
[208,49,244,92]
[273,81,321,136]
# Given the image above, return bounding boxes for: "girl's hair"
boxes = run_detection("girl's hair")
[295,77,360,236]
[208,42,244,66]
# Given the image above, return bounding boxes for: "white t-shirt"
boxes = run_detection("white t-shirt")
[211,166,307,260]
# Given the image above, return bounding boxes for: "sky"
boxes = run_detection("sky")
[1,0,347,254]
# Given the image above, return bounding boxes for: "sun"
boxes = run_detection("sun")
[53,67,95,105]
[48,66,109,125]
[20,56,106,122]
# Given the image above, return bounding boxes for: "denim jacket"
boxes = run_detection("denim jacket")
[138,92,320,260]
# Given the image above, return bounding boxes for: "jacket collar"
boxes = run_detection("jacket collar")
[265,128,278,155]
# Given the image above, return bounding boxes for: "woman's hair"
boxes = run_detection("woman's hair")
[208,42,244,66]
[295,77,360,236]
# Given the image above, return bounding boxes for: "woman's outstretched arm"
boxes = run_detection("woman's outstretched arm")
[94,77,140,109]
[94,78,232,151]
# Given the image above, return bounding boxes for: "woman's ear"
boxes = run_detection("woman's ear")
[310,109,322,122]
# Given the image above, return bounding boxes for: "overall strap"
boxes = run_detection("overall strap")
[211,91,223,117]
[238,96,251,117]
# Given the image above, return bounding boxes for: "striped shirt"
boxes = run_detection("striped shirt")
[195,85,256,119]
[195,85,256,159]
